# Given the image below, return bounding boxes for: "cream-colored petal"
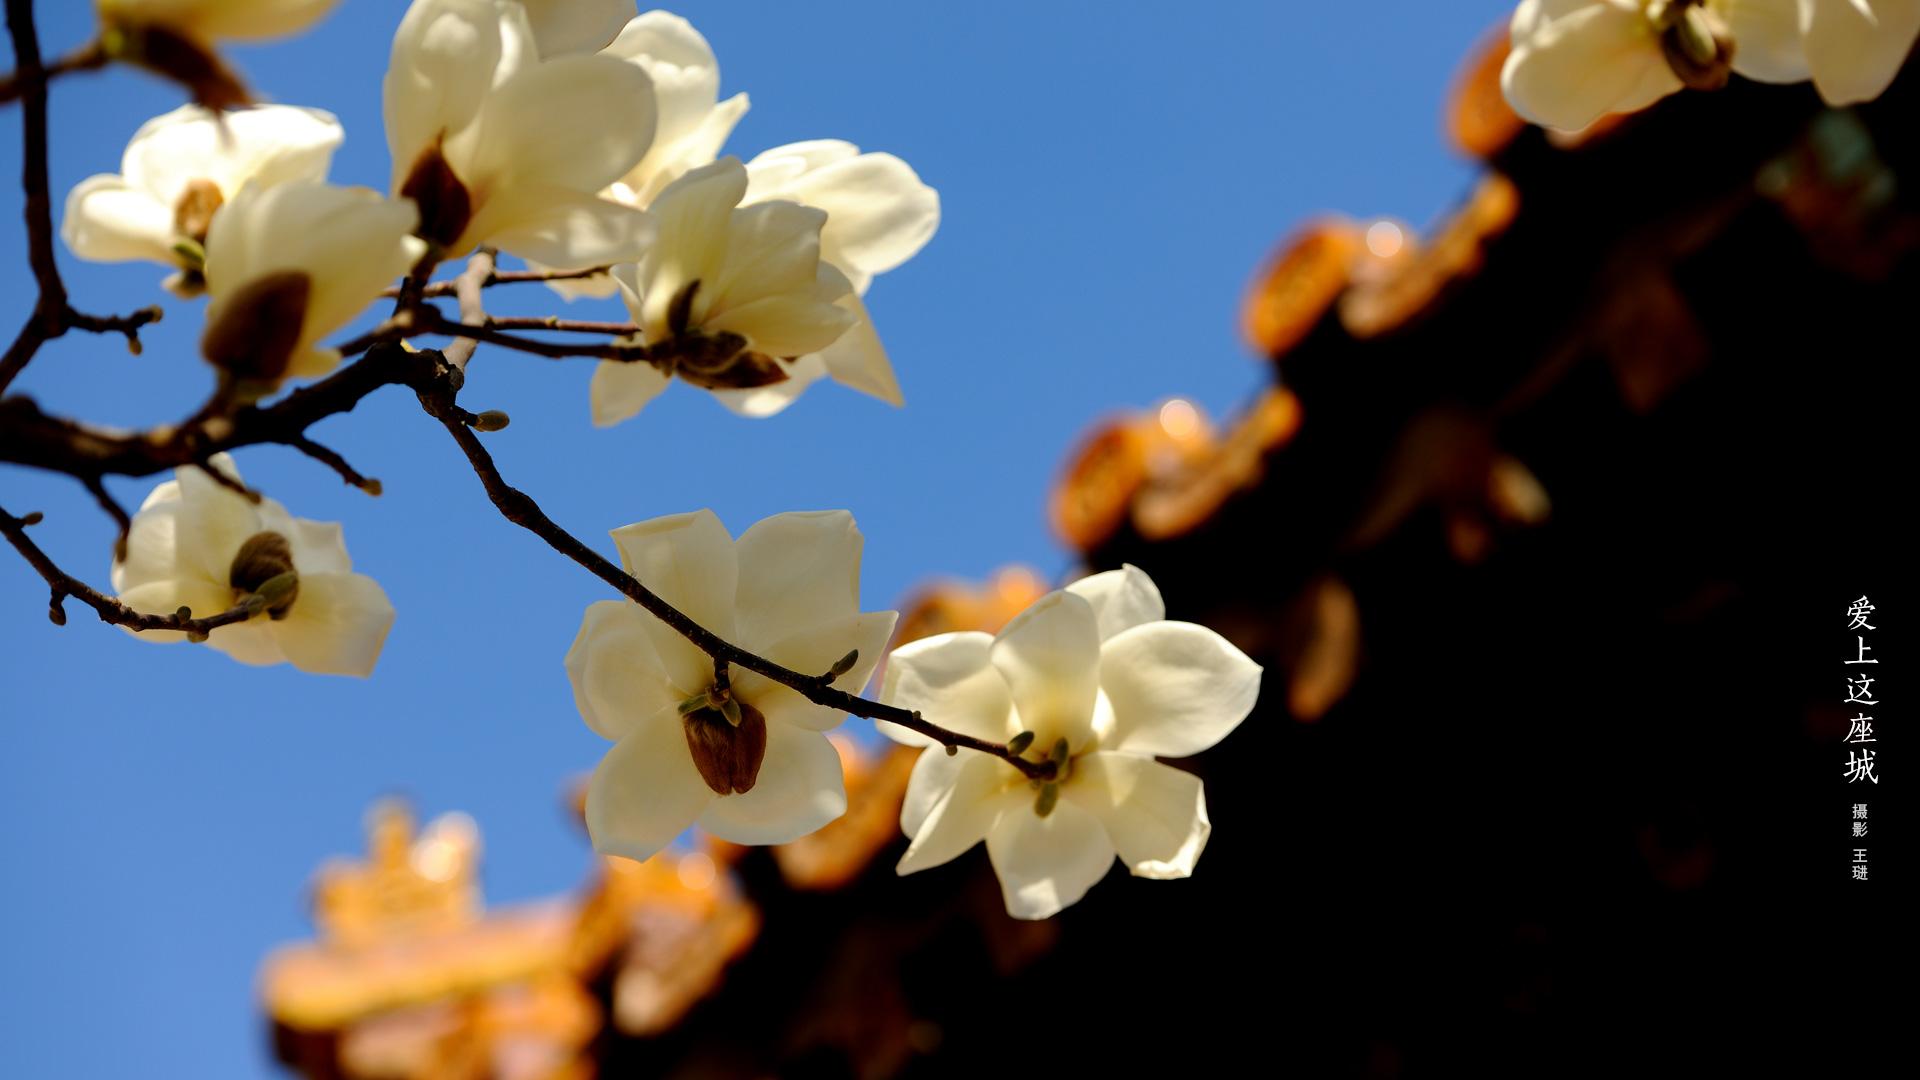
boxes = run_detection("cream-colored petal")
[202,620,287,666]
[761,147,940,280]
[61,175,176,265]
[586,715,715,862]
[255,499,352,576]
[590,357,672,427]
[112,483,187,594]
[984,796,1115,920]
[897,752,1021,873]
[565,599,684,743]
[169,459,266,586]
[878,631,1016,748]
[270,570,395,677]
[1800,0,1920,104]
[155,0,340,40]
[609,509,737,691]
[1501,2,1680,131]
[899,741,963,835]
[704,292,856,358]
[1064,564,1165,642]
[695,723,846,844]
[1099,621,1261,759]
[730,610,897,732]
[1718,0,1813,82]
[623,91,749,206]
[990,590,1102,752]
[383,0,502,190]
[123,104,343,209]
[1064,753,1209,880]
[630,158,748,336]
[460,54,657,197]
[731,510,863,646]
[605,11,722,151]
[816,291,903,407]
[519,0,632,56]
[703,200,833,314]
[743,139,859,198]
[466,185,654,271]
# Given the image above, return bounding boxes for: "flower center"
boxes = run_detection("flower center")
[679,685,768,795]
[400,135,473,250]
[652,280,793,391]
[228,530,300,619]
[172,178,223,248]
[201,269,313,391]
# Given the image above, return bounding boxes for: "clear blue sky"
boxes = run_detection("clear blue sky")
[0,2,1506,1075]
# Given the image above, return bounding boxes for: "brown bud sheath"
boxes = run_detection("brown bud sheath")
[683,701,768,795]
[173,179,224,246]
[201,270,311,387]
[400,139,474,250]
[1660,6,1735,92]
[229,530,299,617]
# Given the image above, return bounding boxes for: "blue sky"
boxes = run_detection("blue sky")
[0,2,1506,1075]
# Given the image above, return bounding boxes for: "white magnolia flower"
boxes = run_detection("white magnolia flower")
[63,104,343,293]
[1503,0,1920,132]
[383,0,656,269]
[1720,0,1920,105]
[516,0,634,58]
[200,180,425,387]
[591,157,910,424]
[881,566,1261,920]
[566,509,897,861]
[113,453,396,677]
[95,0,339,42]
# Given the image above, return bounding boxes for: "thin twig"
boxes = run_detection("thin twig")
[0,36,104,104]
[385,263,614,300]
[79,474,131,560]
[64,304,164,354]
[442,248,495,372]
[0,0,66,396]
[1,507,258,634]
[286,435,381,495]
[482,315,640,336]
[418,310,653,362]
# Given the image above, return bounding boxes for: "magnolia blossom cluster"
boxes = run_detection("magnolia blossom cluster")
[57,0,1263,920]
[1502,0,1920,132]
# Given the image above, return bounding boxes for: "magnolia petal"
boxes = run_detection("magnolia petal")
[472,184,655,270]
[1065,753,1209,880]
[383,0,502,191]
[731,610,898,731]
[695,723,846,844]
[743,140,860,198]
[123,104,342,210]
[1800,0,1920,105]
[1100,621,1261,759]
[899,741,964,834]
[1501,2,1680,131]
[170,459,267,586]
[1065,564,1166,642]
[609,509,738,690]
[984,796,1116,920]
[590,358,672,427]
[255,499,352,576]
[519,0,631,57]
[565,600,684,742]
[203,620,289,667]
[112,486,188,594]
[461,54,658,199]
[731,510,863,646]
[116,577,236,645]
[990,590,1103,751]
[817,292,904,407]
[270,570,395,677]
[175,0,339,40]
[632,158,749,333]
[61,176,176,265]
[707,200,836,302]
[605,11,722,151]
[1719,0,1812,82]
[879,631,1016,747]
[623,92,750,206]
[768,148,940,279]
[897,753,1019,873]
[706,293,857,361]
[586,715,715,862]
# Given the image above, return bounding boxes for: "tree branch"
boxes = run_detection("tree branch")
[385,263,613,300]
[0,36,104,104]
[1,506,259,634]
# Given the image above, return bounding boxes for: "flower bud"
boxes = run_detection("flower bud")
[682,701,768,795]
[825,648,861,680]
[1006,730,1035,756]
[173,179,224,246]
[1034,782,1060,818]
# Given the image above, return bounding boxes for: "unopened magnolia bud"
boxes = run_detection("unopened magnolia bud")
[470,410,511,432]
[1006,731,1035,756]
[19,511,43,526]
[683,701,768,795]
[201,270,312,389]
[360,478,384,497]
[944,744,959,756]
[1660,5,1734,92]
[825,648,860,680]
[229,531,299,617]
[1034,782,1060,818]
[173,179,224,245]
[400,140,473,250]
